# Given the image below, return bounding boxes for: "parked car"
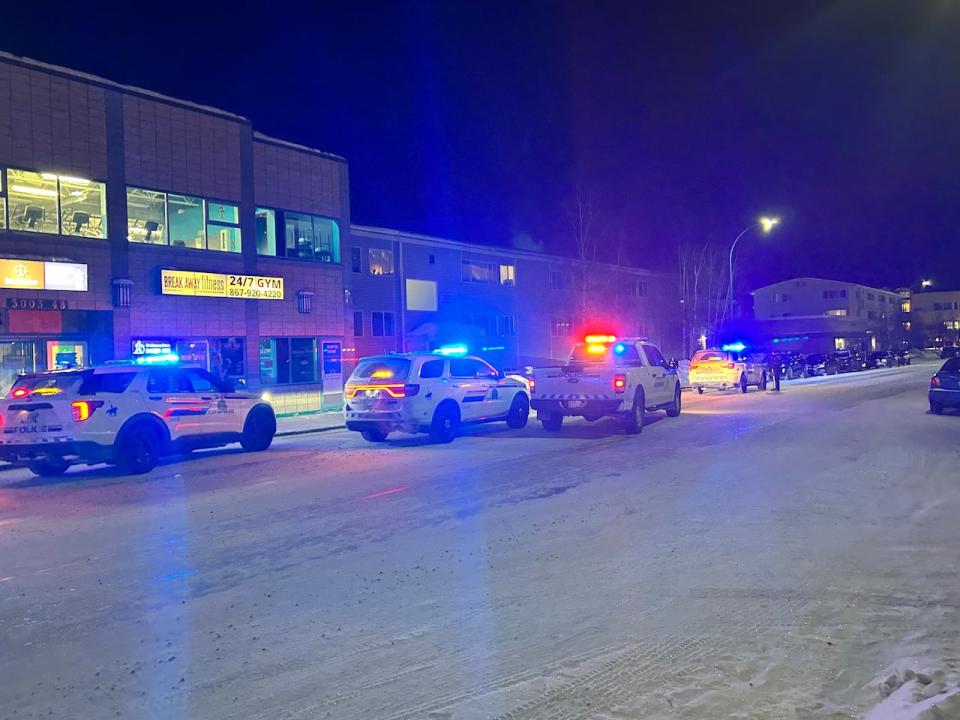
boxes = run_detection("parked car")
[768,351,807,380]
[940,346,958,360]
[929,357,960,414]
[865,351,896,369]
[805,353,840,376]
[895,349,912,366]
[832,349,865,373]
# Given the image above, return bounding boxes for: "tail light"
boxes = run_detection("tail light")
[10,387,29,399]
[344,383,407,399]
[931,375,941,388]
[613,374,626,393]
[689,363,699,370]
[70,400,104,422]
[725,363,735,369]
[404,384,420,397]
[529,376,537,393]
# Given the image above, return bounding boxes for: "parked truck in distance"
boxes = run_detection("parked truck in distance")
[529,335,682,434]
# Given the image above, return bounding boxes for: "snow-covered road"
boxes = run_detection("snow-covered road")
[2,363,959,719]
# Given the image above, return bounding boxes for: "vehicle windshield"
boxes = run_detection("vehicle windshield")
[350,358,411,381]
[692,350,728,362]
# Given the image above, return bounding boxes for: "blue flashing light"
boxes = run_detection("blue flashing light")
[435,344,469,357]
[481,345,506,352]
[134,352,180,365]
[613,342,627,355]
[721,342,747,353]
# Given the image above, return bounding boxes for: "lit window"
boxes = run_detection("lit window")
[369,248,394,275]
[282,212,340,263]
[462,259,497,283]
[903,321,912,331]
[946,321,960,331]
[825,309,848,316]
[206,201,241,253]
[835,338,847,350]
[3,170,107,238]
[901,300,911,313]
[127,188,167,244]
[168,194,206,249]
[6,169,62,235]
[255,208,277,255]
[499,264,516,286]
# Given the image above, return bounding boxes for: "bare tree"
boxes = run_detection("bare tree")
[566,185,600,316]
[679,238,729,356]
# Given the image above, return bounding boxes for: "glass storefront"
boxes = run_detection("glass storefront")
[0,339,87,393]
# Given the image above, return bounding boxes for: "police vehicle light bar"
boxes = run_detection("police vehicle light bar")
[584,334,616,344]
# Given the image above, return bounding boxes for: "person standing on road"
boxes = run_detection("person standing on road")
[771,356,782,392]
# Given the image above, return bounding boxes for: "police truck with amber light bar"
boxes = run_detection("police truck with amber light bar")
[529,335,682,434]
[343,347,530,443]
[0,360,276,476]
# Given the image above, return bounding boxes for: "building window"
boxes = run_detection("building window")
[835,338,847,350]
[551,317,573,337]
[462,259,497,283]
[934,303,943,311]
[903,321,912,331]
[497,315,517,337]
[259,338,317,385]
[945,321,960,331]
[372,311,395,337]
[283,212,340,263]
[901,300,911,313]
[351,247,362,273]
[168,194,206,249]
[255,208,277,255]
[825,309,848,316]
[207,201,241,252]
[4,169,106,238]
[499,264,516,286]
[128,188,167,244]
[428,254,436,265]
[550,270,566,290]
[369,248,395,275]
[867,292,875,300]
[210,337,246,382]
[774,293,792,303]
[868,311,877,320]
[353,311,363,337]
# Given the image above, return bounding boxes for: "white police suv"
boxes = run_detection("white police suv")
[344,351,530,443]
[0,363,276,476]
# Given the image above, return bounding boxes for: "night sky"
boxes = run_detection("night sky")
[2,1,959,292]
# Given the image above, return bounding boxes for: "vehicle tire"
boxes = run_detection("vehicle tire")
[739,374,749,394]
[430,402,460,443]
[505,393,529,429]
[28,459,70,477]
[930,400,944,415]
[116,424,162,475]
[696,386,704,395]
[624,389,645,435]
[666,384,682,417]
[540,411,563,432]
[361,429,389,442]
[241,407,276,452]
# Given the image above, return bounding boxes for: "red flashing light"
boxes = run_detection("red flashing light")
[931,375,941,388]
[11,387,29,399]
[70,400,104,422]
[613,374,627,393]
[585,334,617,344]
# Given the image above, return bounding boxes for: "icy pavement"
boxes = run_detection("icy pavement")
[2,363,959,719]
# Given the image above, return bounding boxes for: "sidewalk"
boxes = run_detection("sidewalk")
[275,411,345,437]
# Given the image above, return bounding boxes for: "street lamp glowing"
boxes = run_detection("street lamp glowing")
[759,216,781,233]
[921,279,933,288]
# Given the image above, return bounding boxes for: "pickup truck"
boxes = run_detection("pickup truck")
[529,336,682,434]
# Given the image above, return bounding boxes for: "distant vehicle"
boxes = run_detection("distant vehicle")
[529,335,681,434]
[688,345,767,394]
[929,357,960,414]
[895,349,912,366]
[832,349,864,373]
[940,346,959,360]
[865,351,896,369]
[343,351,529,443]
[768,351,807,380]
[0,363,276,476]
[805,353,840,376]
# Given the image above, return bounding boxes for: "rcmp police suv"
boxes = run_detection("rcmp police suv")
[688,344,767,394]
[344,351,530,443]
[0,362,276,476]
[529,335,682,434]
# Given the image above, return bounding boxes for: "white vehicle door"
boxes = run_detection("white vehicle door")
[185,368,245,434]
[448,357,503,420]
[145,367,224,439]
[641,344,673,405]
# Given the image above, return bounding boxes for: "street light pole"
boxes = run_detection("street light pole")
[727,216,780,321]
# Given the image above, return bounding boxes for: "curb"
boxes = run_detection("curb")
[276,425,346,437]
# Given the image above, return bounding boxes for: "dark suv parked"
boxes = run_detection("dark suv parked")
[805,353,839,376]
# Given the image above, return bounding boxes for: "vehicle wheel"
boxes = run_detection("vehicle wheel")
[241,407,276,452]
[361,429,389,442]
[28,459,70,477]
[759,372,768,391]
[430,402,460,443]
[116,424,162,475]
[931,401,944,415]
[505,393,530,429]
[540,412,563,432]
[696,386,704,395]
[739,374,749,394]
[625,389,645,435]
[666,384,681,417]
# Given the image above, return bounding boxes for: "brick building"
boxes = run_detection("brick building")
[0,52,350,412]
